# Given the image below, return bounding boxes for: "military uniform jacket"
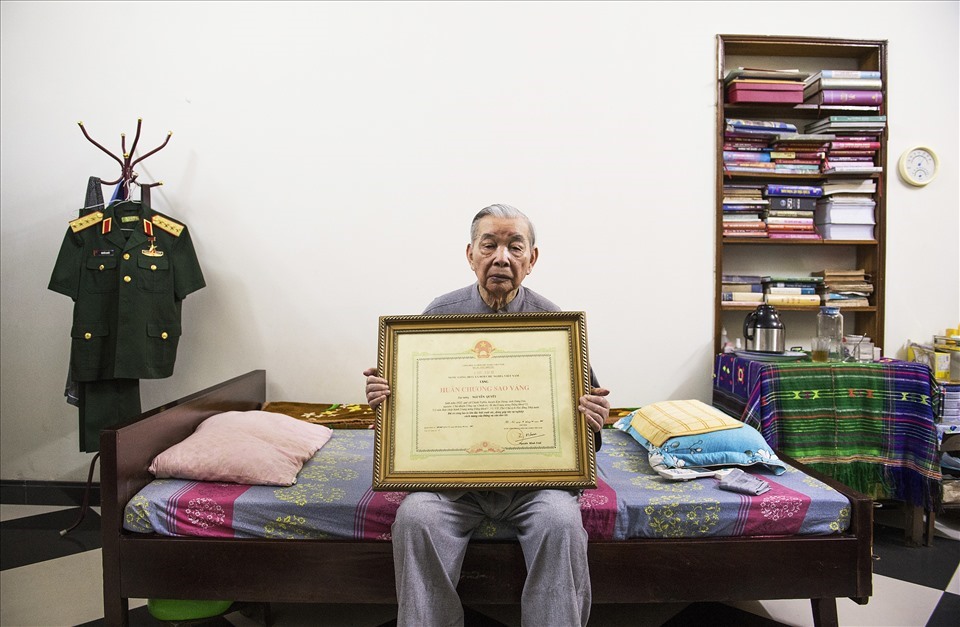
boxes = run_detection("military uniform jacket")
[48,200,205,381]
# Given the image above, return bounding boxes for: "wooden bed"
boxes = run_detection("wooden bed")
[100,370,873,627]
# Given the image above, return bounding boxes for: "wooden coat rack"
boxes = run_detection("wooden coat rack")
[77,118,171,200]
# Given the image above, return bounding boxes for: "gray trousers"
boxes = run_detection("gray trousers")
[392,489,591,627]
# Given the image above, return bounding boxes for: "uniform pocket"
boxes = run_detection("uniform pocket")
[146,322,182,371]
[70,321,110,371]
[83,257,118,293]
[137,255,171,293]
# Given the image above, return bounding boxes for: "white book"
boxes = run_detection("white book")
[817,223,876,240]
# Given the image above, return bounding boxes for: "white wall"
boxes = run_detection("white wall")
[2,1,958,482]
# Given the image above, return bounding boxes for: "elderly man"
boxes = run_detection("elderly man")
[364,203,610,627]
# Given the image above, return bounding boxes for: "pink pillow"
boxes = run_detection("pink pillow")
[149,410,334,486]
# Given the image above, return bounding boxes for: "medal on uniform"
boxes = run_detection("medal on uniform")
[142,237,164,257]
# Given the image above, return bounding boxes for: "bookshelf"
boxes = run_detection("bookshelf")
[715,35,888,354]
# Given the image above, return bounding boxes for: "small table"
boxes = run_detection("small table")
[713,354,943,545]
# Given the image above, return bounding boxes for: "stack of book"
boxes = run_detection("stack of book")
[803,70,883,108]
[821,178,877,195]
[724,68,809,104]
[806,116,886,174]
[768,134,832,174]
[762,184,822,240]
[722,183,768,238]
[814,194,876,240]
[722,119,796,174]
[720,274,764,306]
[761,276,823,306]
[812,269,873,307]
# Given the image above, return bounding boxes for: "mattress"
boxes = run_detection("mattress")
[123,429,851,540]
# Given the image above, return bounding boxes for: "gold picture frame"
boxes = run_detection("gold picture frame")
[373,312,597,491]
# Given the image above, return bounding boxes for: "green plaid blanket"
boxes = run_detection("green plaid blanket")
[743,361,941,510]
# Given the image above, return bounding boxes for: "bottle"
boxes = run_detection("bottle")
[816,306,844,362]
[721,327,734,353]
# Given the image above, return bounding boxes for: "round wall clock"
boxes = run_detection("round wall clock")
[898,146,939,186]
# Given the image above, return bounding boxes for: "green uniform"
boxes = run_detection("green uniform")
[49,200,205,381]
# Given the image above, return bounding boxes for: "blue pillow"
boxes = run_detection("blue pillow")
[613,414,787,475]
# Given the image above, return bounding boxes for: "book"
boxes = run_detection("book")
[727,80,806,92]
[722,274,764,284]
[723,230,768,238]
[764,293,821,306]
[721,292,764,302]
[806,118,886,129]
[723,151,772,162]
[767,232,822,240]
[767,209,815,219]
[815,203,876,225]
[766,216,814,225]
[765,184,823,197]
[723,67,809,84]
[826,298,870,308]
[804,70,882,83]
[766,223,816,231]
[809,77,883,90]
[763,276,824,284]
[727,89,804,104]
[808,115,887,123]
[767,196,818,211]
[721,283,763,293]
[805,90,883,105]
[767,286,818,295]
[803,77,883,99]
[830,141,881,150]
[817,223,876,240]
[812,269,869,279]
[821,180,877,195]
[725,118,798,132]
[823,165,883,174]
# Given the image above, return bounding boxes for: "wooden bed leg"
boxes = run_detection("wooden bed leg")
[904,504,924,546]
[103,596,129,627]
[810,598,839,627]
[924,508,936,546]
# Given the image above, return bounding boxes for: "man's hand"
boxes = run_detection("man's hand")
[363,367,391,410]
[579,387,610,433]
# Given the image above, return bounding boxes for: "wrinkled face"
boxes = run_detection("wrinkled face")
[466,216,539,309]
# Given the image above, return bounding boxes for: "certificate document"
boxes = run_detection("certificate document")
[373,312,596,491]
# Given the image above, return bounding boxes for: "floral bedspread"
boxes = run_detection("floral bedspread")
[124,430,850,540]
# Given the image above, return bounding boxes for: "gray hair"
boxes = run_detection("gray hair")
[470,204,536,247]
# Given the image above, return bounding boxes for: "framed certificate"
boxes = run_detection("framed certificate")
[373,312,597,491]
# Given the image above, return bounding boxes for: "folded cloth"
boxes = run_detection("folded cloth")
[718,468,770,495]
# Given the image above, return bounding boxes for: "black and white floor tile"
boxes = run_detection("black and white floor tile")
[2,503,958,626]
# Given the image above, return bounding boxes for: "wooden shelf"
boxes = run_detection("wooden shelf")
[722,239,879,245]
[722,171,882,180]
[721,305,878,313]
[715,35,888,354]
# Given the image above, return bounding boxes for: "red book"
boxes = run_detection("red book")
[768,232,822,239]
[727,80,805,92]
[831,141,881,150]
[766,223,816,231]
[728,89,805,104]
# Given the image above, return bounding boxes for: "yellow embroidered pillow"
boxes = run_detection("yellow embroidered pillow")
[628,399,743,447]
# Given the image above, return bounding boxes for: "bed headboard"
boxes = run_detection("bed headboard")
[99,370,266,532]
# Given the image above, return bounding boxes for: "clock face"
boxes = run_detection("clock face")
[899,147,939,186]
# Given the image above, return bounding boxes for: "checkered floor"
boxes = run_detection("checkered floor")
[1,503,958,626]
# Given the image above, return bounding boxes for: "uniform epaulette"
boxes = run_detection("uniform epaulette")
[69,211,104,233]
[151,214,184,237]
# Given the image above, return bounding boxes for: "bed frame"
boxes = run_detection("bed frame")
[100,370,873,627]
